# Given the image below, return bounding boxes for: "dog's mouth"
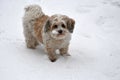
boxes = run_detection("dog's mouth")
[51,30,67,39]
[51,32,66,39]
[55,34,66,39]
[57,33,65,37]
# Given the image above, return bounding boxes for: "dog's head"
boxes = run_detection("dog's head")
[44,14,75,39]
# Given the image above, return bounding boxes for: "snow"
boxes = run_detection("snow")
[0,0,120,80]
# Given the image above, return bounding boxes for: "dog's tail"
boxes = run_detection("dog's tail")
[23,4,44,22]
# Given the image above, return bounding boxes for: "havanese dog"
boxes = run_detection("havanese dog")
[23,4,75,62]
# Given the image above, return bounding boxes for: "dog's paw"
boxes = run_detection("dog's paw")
[61,53,71,56]
[50,58,57,62]
[49,57,57,62]
[27,44,36,49]
[65,53,71,56]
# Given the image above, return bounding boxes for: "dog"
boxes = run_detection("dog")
[23,4,75,62]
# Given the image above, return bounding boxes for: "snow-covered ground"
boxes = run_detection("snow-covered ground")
[0,0,120,80]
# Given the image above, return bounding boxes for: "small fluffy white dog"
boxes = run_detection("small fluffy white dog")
[23,5,75,62]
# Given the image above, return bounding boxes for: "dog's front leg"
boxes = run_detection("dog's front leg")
[46,47,57,62]
[60,46,70,56]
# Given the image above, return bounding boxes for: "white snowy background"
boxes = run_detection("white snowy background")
[0,0,120,80]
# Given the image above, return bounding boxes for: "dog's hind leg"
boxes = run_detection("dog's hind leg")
[23,20,39,49]
[25,35,39,49]
[24,28,39,49]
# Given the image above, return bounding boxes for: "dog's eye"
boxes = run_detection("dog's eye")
[61,24,65,28]
[53,25,58,28]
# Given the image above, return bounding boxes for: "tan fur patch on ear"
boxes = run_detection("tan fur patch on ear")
[59,16,75,33]
[70,18,75,28]
[67,18,75,33]
[34,15,49,43]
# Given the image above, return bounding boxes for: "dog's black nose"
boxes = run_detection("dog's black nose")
[58,30,63,34]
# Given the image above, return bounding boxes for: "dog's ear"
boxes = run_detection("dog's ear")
[67,18,75,33]
[44,19,51,32]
